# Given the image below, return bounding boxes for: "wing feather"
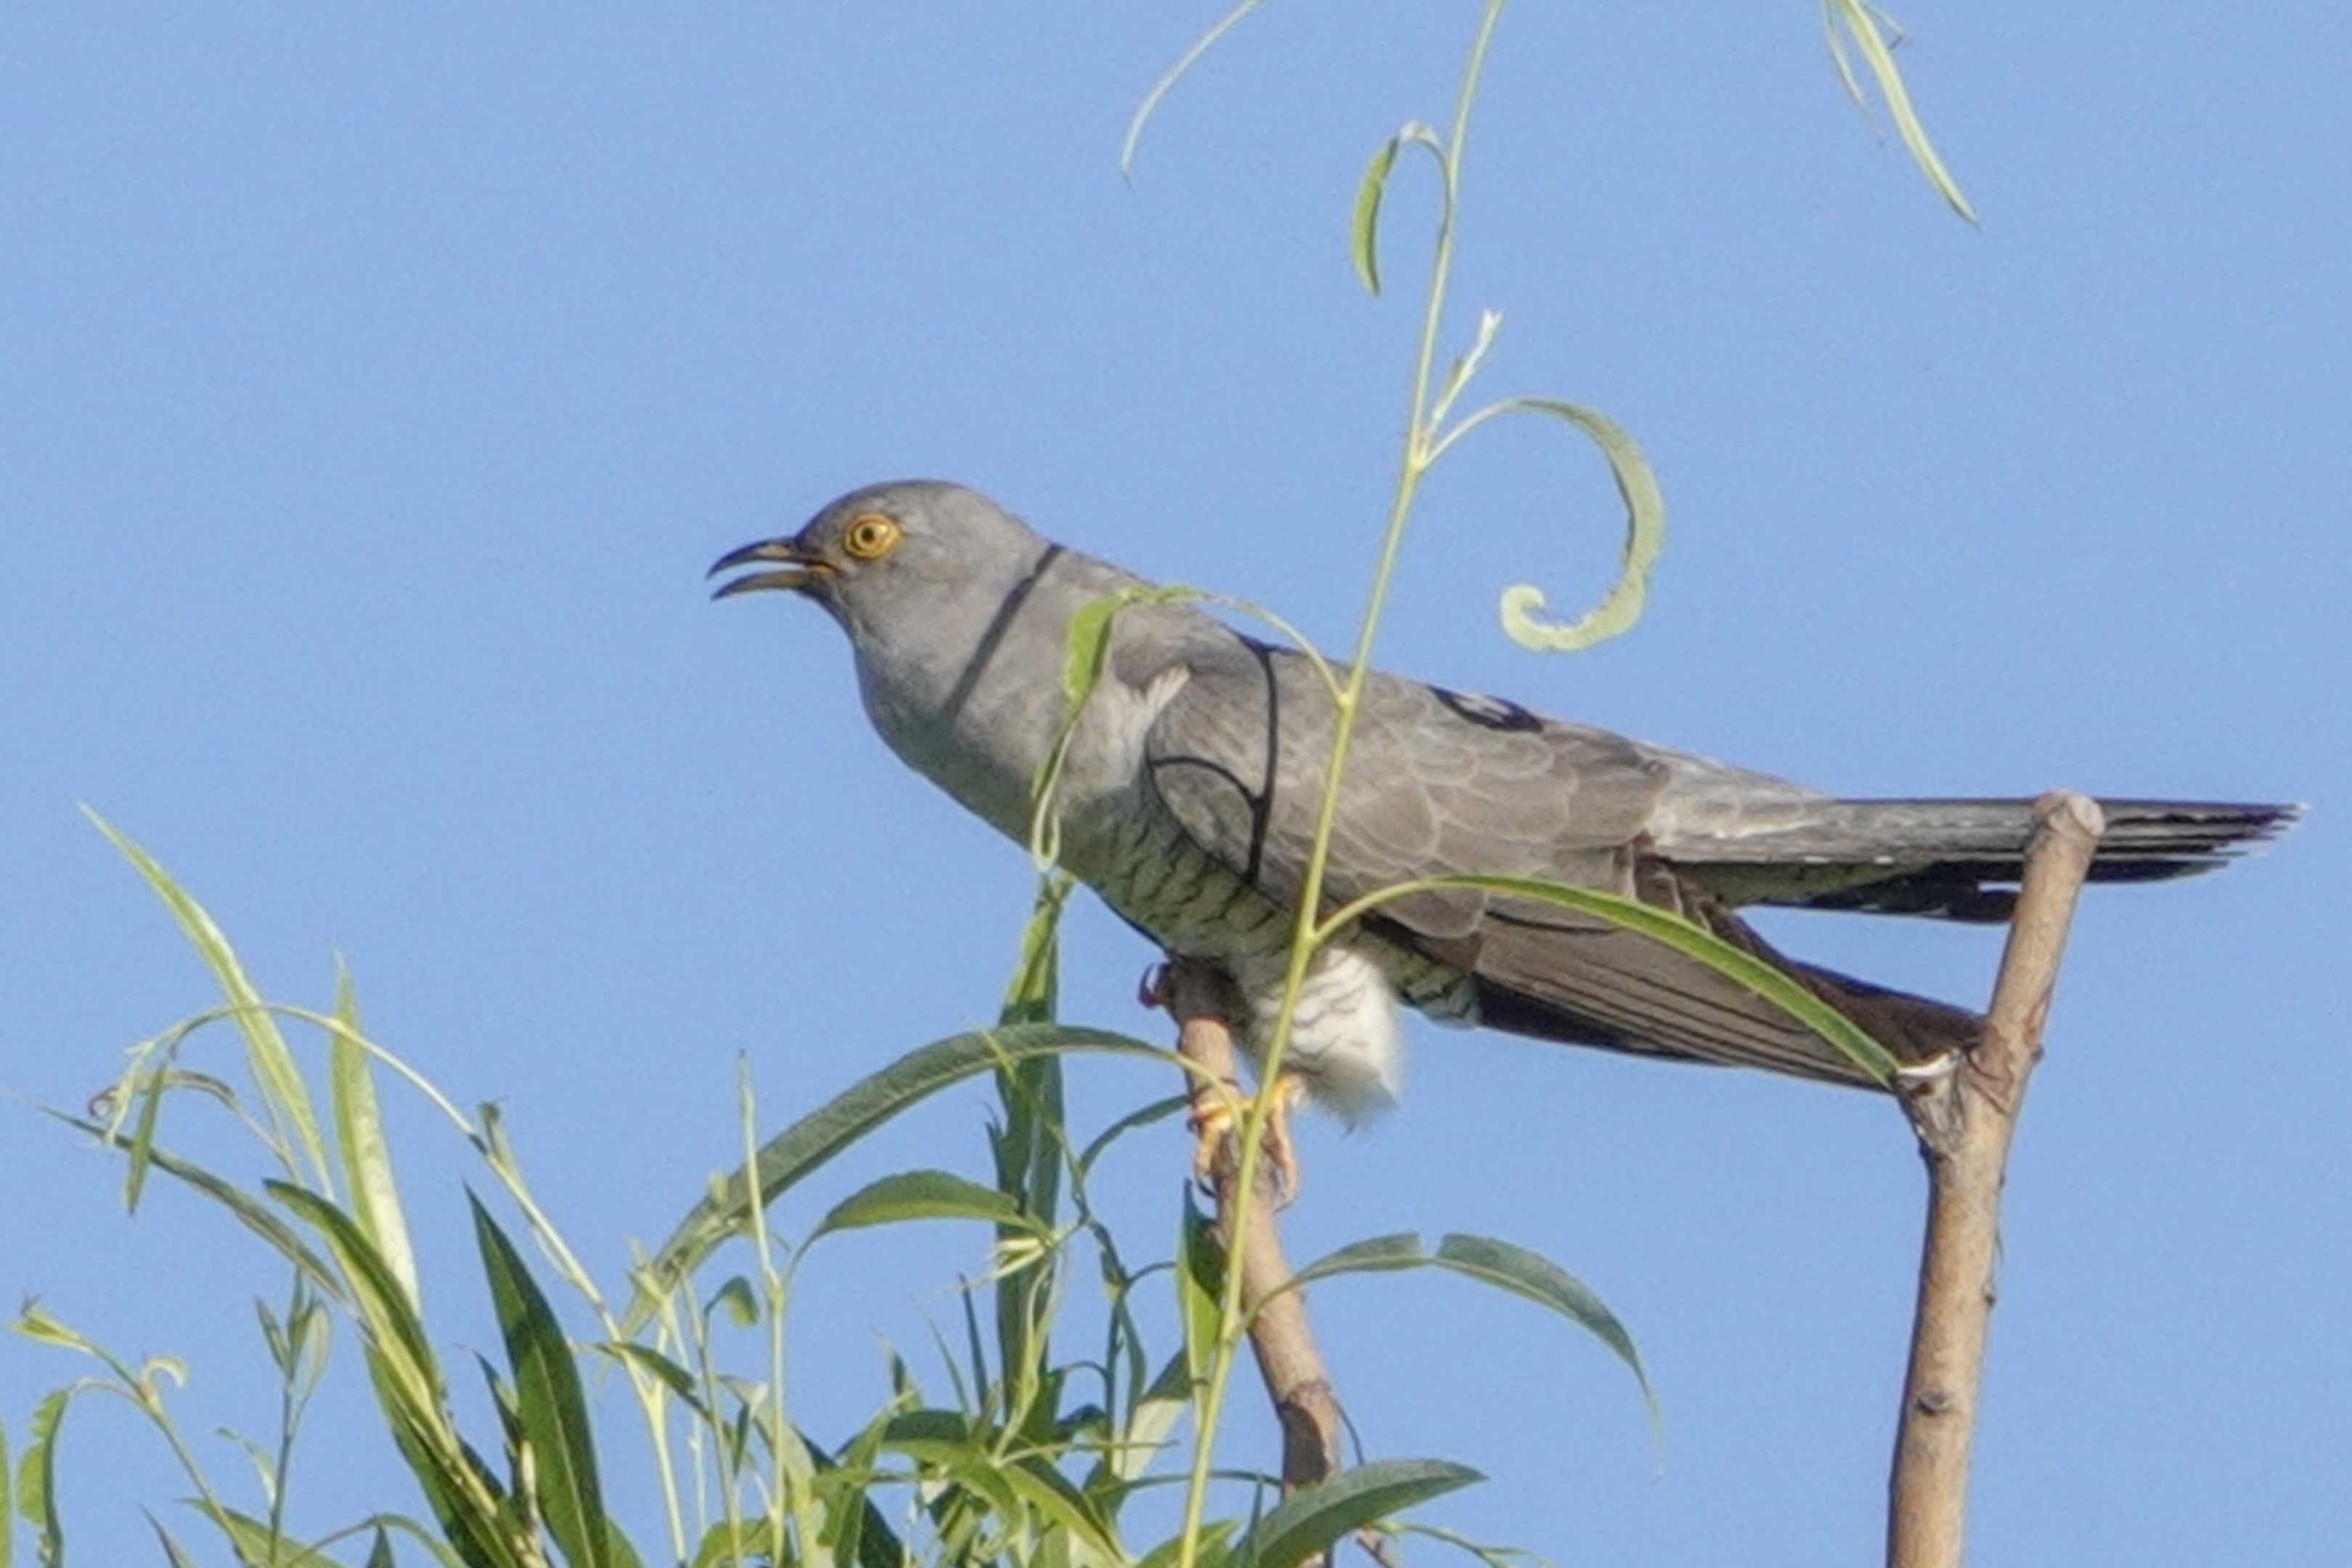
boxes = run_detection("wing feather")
[1136,632,1967,1086]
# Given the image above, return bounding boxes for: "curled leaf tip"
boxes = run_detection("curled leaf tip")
[1500,580,1648,653]
[1446,396,1665,654]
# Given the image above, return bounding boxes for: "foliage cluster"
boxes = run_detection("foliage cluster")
[4,820,1631,1568]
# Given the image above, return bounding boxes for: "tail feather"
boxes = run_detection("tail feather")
[1676,798,2298,922]
[1416,796,2293,1090]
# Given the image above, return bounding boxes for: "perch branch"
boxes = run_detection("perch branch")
[1162,955,1347,1495]
[1887,789,2105,1568]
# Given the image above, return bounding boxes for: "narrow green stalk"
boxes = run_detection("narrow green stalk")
[1173,4,1511,1563]
[644,1288,703,1558]
[261,1278,322,1560]
[682,1281,751,1561]
[735,1061,801,1567]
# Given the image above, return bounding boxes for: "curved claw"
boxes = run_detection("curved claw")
[1188,1074,1306,1207]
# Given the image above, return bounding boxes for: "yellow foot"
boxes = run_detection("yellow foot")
[1189,1074,1307,1206]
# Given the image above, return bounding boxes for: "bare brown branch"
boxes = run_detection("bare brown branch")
[1887,790,2105,1568]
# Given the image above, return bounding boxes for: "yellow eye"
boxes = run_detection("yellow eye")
[841,513,902,561]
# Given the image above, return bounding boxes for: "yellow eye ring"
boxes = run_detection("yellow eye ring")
[841,513,902,561]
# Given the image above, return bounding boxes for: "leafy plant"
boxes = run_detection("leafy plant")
[9,820,1643,1568]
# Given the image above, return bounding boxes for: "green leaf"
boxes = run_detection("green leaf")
[939,1455,1024,1528]
[269,1183,530,1568]
[1426,397,1663,653]
[269,1184,441,1401]
[1428,307,1503,430]
[1120,0,1276,176]
[115,1020,181,1213]
[1821,0,1977,222]
[16,1390,66,1568]
[1241,1459,1483,1568]
[818,1408,912,1568]
[685,1521,770,1568]
[1281,1231,1657,1438]
[1431,1235,1651,1414]
[364,1368,520,1568]
[1351,138,1395,295]
[878,1407,979,1452]
[1003,874,1074,1026]
[990,1026,1071,1431]
[1032,584,1193,870]
[1290,1233,1643,1362]
[1282,1233,1424,1284]
[470,1193,614,1568]
[995,1456,1124,1564]
[1138,1519,1236,1568]
[208,1506,343,1567]
[85,809,334,1193]
[144,1514,199,1568]
[330,970,421,1310]
[1175,1194,1224,1401]
[811,1169,1032,1239]
[588,1342,705,1414]
[347,1512,470,1568]
[1348,121,1446,297]
[955,1284,992,1410]
[1108,1352,1193,1485]
[706,1276,759,1331]
[1077,1094,1190,1178]
[10,1306,91,1359]
[51,1113,349,1306]
[987,894,1074,1416]
[603,1523,648,1568]
[1029,593,1123,870]
[1351,138,1400,298]
[626,1023,1164,1331]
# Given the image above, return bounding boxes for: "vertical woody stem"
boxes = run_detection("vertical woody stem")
[1887,790,2105,1568]
[1164,957,1347,1495]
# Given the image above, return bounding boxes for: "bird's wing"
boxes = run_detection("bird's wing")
[1133,634,1958,1085]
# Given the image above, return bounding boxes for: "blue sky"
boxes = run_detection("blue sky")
[2,7,2345,1566]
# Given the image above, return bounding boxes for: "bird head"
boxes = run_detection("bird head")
[709,480,1052,648]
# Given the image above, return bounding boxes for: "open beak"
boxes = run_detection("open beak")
[708,537,828,600]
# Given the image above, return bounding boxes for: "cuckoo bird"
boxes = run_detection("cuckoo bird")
[712,481,2292,1160]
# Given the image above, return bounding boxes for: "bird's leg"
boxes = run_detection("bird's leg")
[1159,953,1344,1496]
[1150,958,1302,1204]
[1193,1080,1310,1206]
[1143,960,1240,1182]
[1186,1084,1244,1188]
[1185,1069,1306,1204]
[1255,1072,1307,1206]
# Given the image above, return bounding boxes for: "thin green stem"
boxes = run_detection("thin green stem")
[647,1288,709,1553]
[263,1280,315,1561]
[684,1281,751,1559]
[737,1061,802,1567]
[1173,4,1511,1563]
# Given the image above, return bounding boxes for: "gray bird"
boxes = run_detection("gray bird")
[712,480,2292,1119]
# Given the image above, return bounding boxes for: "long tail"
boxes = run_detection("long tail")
[1460,797,2294,1087]
[1678,798,2298,922]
